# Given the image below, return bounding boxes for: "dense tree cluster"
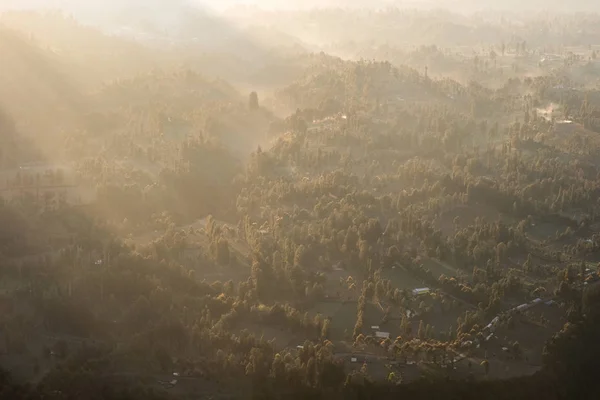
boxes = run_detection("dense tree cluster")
[3,7,600,400]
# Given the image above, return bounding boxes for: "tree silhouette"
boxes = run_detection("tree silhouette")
[249,91,259,110]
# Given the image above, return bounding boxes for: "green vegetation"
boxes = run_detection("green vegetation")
[1,5,600,400]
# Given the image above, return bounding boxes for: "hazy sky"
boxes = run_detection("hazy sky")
[0,0,404,13]
[1,0,598,15]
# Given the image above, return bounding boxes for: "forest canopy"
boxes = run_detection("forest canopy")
[1,4,600,400]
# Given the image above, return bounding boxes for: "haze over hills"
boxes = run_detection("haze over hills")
[3,0,600,12]
[3,3,600,400]
[3,0,600,54]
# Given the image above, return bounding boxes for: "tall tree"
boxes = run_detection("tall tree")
[249,91,259,111]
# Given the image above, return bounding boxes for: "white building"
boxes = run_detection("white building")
[412,288,430,296]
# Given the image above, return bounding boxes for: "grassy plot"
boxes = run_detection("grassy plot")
[380,267,427,291]
[422,258,466,279]
[526,221,568,242]
[309,301,357,341]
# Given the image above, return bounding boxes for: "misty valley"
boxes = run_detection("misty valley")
[1,2,600,400]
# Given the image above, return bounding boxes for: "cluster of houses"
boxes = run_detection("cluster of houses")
[482,297,554,338]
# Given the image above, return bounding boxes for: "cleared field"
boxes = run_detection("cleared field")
[453,354,542,381]
[422,258,465,279]
[526,222,564,242]
[309,301,357,341]
[416,303,465,337]
[380,267,427,291]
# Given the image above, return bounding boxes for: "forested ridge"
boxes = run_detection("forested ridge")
[1,6,600,400]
